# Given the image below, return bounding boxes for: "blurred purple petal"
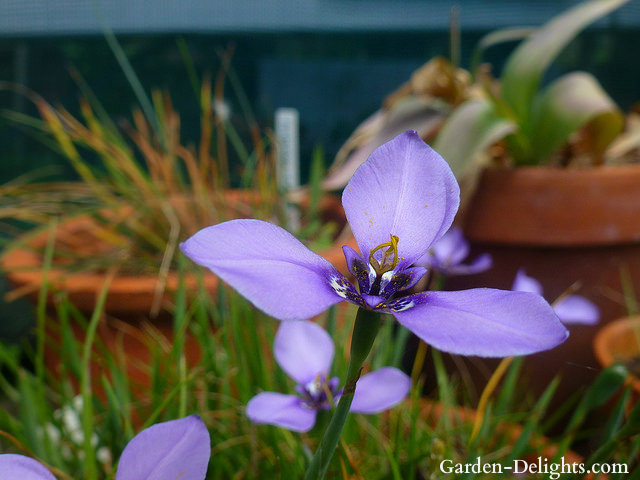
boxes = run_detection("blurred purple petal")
[181,219,345,320]
[274,321,334,384]
[392,289,568,357]
[553,294,600,325]
[246,392,317,433]
[342,130,459,269]
[431,227,469,267]
[512,269,544,296]
[350,367,411,414]
[0,454,56,480]
[116,415,210,480]
[445,253,493,276]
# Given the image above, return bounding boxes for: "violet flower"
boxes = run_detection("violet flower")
[181,130,568,357]
[0,415,211,480]
[512,269,600,325]
[246,320,410,432]
[416,226,492,276]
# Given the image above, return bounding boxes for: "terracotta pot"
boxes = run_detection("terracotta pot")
[593,316,640,395]
[445,164,640,406]
[43,315,202,402]
[1,192,356,317]
[3,191,356,399]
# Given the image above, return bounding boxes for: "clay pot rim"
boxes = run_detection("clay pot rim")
[593,316,640,393]
[481,163,640,176]
[1,191,356,313]
[464,163,640,246]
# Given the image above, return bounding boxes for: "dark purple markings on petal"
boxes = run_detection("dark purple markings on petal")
[296,375,342,410]
[380,293,428,313]
[342,245,371,293]
[379,266,428,298]
[327,274,365,307]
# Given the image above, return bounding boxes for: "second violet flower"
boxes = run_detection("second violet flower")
[247,321,410,432]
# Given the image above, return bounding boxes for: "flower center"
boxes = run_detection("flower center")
[298,374,340,410]
[368,235,399,277]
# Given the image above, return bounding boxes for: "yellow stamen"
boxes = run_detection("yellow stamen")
[368,234,400,276]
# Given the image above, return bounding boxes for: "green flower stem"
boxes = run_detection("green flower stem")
[304,307,382,480]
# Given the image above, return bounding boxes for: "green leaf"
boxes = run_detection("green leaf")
[471,27,536,76]
[433,99,516,178]
[529,72,624,164]
[564,364,627,434]
[501,0,630,125]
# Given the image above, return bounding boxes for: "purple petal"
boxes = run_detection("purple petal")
[274,321,334,384]
[246,392,317,432]
[0,455,56,480]
[342,130,460,269]
[416,251,437,269]
[379,266,428,298]
[343,245,371,293]
[553,294,600,325]
[350,367,411,414]
[392,289,568,357]
[116,415,210,480]
[445,253,493,276]
[181,219,345,320]
[512,269,544,295]
[361,293,386,309]
[431,227,469,267]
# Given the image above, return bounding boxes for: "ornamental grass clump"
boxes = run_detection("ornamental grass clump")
[181,130,569,479]
[328,0,635,189]
[1,74,277,278]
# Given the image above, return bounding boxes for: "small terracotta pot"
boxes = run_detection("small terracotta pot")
[445,164,640,407]
[1,192,356,317]
[43,315,202,402]
[593,316,640,395]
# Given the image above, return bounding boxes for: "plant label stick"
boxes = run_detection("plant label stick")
[275,107,301,233]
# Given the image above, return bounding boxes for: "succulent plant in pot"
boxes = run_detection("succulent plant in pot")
[436,0,640,402]
[330,0,640,404]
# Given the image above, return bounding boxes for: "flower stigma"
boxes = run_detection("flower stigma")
[368,234,399,276]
